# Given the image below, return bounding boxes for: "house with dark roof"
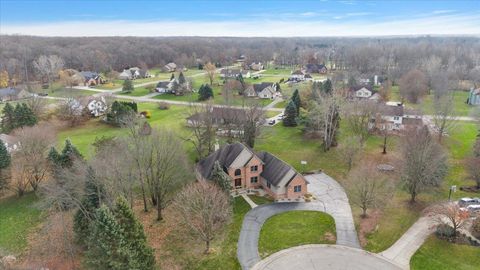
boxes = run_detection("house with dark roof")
[80,71,105,86]
[304,64,328,74]
[0,88,31,102]
[245,82,279,99]
[196,143,307,199]
[249,62,264,71]
[220,68,243,79]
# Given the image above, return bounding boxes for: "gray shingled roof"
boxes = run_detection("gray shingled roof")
[197,142,299,187]
[379,104,404,117]
[0,88,20,97]
[197,143,249,179]
[253,82,274,93]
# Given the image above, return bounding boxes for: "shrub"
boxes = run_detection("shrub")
[140,111,151,119]
[158,102,170,110]
[435,224,455,238]
[145,85,155,92]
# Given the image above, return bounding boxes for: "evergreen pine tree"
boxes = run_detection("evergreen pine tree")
[283,100,298,127]
[1,103,16,133]
[47,147,61,165]
[14,103,24,127]
[106,101,134,126]
[198,84,213,101]
[85,205,130,270]
[237,73,246,95]
[73,166,105,246]
[210,161,231,193]
[20,103,37,126]
[170,73,175,81]
[122,79,134,93]
[178,72,186,85]
[113,197,155,270]
[291,89,301,113]
[322,79,333,95]
[59,139,83,168]
[0,139,11,170]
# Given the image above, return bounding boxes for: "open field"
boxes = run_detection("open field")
[47,88,98,98]
[118,87,152,97]
[410,236,480,270]
[0,193,42,255]
[258,211,336,258]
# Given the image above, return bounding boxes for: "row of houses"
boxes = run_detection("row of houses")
[118,67,151,80]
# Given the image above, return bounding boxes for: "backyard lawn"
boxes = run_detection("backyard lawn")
[118,87,152,97]
[258,211,336,258]
[410,236,480,270]
[47,87,97,98]
[0,193,43,255]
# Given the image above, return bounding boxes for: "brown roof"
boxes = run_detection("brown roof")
[402,117,423,126]
[379,104,404,117]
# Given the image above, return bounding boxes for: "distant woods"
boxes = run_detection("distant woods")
[1,36,480,86]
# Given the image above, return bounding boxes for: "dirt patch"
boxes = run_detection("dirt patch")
[324,232,336,242]
[358,209,382,247]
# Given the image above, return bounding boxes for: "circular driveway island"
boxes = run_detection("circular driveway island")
[252,245,403,270]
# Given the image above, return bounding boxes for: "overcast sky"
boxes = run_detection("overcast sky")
[1,0,479,37]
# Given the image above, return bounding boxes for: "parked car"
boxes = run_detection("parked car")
[268,119,276,125]
[38,93,49,96]
[459,197,480,207]
[467,204,480,214]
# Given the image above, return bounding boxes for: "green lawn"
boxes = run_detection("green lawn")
[258,211,336,258]
[118,87,152,97]
[261,68,293,76]
[0,193,43,255]
[274,100,287,109]
[248,195,273,205]
[47,88,97,98]
[411,236,480,270]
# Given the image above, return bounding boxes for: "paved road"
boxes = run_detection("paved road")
[379,217,436,269]
[252,245,402,270]
[237,173,360,270]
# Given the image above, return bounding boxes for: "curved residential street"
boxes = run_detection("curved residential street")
[252,245,403,270]
[237,173,360,270]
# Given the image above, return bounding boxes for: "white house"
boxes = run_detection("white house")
[355,87,373,99]
[155,80,174,93]
[245,82,279,99]
[290,70,305,80]
[118,70,133,80]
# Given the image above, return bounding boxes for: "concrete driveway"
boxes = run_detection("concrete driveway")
[237,173,360,270]
[252,245,402,270]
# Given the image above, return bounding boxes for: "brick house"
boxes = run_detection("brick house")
[196,143,308,200]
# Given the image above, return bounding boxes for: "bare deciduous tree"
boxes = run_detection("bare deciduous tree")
[430,202,469,237]
[25,95,48,118]
[172,181,231,253]
[400,126,448,203]
[186,102,217,159]
[57,98,87,127]
[432,93,457,142]
[399,69,428,104]
[32,55,64,84]
[465,157,480,189]
[344,100,378,144]
[338,136,363,171]
[13,125,55,191]
[241,100,264,148]
[345,163,392,217]
[204,62,216,86]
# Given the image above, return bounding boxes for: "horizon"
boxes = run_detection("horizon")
[1,0,479,37]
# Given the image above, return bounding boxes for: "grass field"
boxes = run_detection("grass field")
[0,193,42,255]
[258,211,336,258]
[248,195,273,205]
[118,87,152,97]
[47,88,97,98]
[410,236,480,270]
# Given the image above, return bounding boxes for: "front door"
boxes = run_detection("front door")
[235,178,242,188]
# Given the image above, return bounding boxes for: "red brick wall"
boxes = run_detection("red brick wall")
[286,175,307,199]
[245,156,263,189]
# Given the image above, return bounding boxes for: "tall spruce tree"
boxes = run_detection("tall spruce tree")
[122,79,134,93]
[113,197,155,270]
[283,100,298,127]
[73,166,105,246]
[170,73,175,81]
[198,84,213,101]
[85,205,130,270]
[210,161,231,193]
[59,139,83,168]
[291,89,301,113]
[0,139,11,191]
[322,79,333,95]
[1,103,16,133]
[178,72,186,85]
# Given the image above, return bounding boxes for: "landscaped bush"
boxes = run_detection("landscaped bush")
[158,102,170,110]
[140,111,151,118]
[435,224,455,238]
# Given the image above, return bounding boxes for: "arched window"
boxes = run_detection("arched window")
[234,169,241,176]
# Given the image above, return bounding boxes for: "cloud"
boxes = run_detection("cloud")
[432,10,456,14]
[333,12,372,19]
[1,13,479,37]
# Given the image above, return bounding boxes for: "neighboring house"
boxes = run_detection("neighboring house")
[118,70,133,80]
[467,88,480,105]
[401,116,424,130]
[80,71,104,86]
[371,102,404,131]
[249,62,264,71]
[354,86,373,99]
[290,70,305,80]
[245,82,279,99]
[155,80,174,93]
[163,62,177,72]
[186,107,247,127]
[304,63,328,74]
[86,96,108,117]
[196,142,308,200]
[241,70,251,78]
[0,88,31,102]
[0,133,19,152]
[220,69,242,79]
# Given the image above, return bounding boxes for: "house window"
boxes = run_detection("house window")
[234,169,241,176]
[250,176,258,183]
[393,116,399,120]
[294,185,302,192]
[250,165,258,172]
